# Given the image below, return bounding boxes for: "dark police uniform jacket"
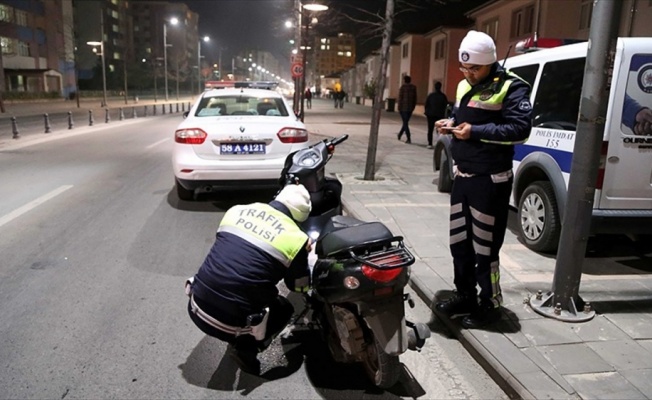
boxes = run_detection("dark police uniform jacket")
[192,200,309,327]
[451,63,532,175]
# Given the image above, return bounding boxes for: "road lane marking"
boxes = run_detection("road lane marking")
[0,185,73,228]
[146,138,169,150]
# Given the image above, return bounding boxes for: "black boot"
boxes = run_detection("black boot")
[435,292,477,318]
[461,303,501,329]
[228,345,261,375]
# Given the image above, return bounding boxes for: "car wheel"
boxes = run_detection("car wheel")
[437,151,453,193]
[175,179,194,201]
[518,181,561,253]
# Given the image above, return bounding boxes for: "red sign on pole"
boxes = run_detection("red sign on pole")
[291,62,304,78]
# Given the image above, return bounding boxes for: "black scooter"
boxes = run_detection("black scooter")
[280,135,430,389]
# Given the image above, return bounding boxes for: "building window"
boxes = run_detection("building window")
[17,40,29,56]
[15,9,27,26]
[482,18,499,40]
[0,4,13,23]
[1,37,14,54]
[402,42,409,58]
[579,0,593,30]
[510,4,534,38]
[434,39,445,60]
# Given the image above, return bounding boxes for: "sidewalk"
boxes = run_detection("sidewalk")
[304,98,652,400]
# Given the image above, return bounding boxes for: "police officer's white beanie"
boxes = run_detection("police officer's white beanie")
[459,30,496,65]
[275,184,312,222]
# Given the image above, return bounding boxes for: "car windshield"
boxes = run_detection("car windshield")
[194,95,288,117]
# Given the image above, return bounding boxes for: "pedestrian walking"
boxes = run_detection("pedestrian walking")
[185,184,312,374]
[397,75,417,143]
[424,81,448,149]
[305,88,312,109]
[434,30,532,329]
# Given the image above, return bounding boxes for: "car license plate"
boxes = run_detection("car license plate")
[220,142,266,154]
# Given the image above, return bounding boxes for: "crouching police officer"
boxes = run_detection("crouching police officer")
[186,184,312,374]
[435,30,532,329]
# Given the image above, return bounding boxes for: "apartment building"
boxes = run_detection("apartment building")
[0,0,73,96]
[313,32,356,78]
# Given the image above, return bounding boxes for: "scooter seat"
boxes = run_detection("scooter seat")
[316,215,395,257]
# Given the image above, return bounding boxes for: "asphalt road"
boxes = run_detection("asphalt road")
[0,113,507,399]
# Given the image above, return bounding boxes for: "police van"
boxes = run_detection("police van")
[434,37,652,253]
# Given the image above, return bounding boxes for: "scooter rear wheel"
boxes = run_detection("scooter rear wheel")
[362,333,400,389]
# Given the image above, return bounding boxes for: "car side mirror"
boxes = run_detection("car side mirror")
[182,111,189,119]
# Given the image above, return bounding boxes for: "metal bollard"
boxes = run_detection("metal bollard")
[89,110,94,126]
[182,102,185,112]
[119,107,125,120]
[44,113,51,133]
[11,116,19,139]
[169,103,172,113]
[162,104,166,114]
[132,106,137,119]
[68,112,74,129]
[144,105,148,117]
[153,104,157,116]
[176,103,179,113]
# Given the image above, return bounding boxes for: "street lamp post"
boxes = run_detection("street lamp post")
[163,17,178,102]
[197,36,209,93]
[87,40,107,108]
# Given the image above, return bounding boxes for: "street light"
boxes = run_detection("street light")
[197,35,209,93]
[87,40,107,107]
[163,17,179,102]
[293,0,328,120]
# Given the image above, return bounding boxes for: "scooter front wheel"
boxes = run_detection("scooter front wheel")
[362,333,400,389]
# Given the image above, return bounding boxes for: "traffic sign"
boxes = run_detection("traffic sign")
[291,62,304,78]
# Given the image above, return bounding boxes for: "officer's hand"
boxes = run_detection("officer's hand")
[635,108,652,136]
[435,118,453,134]
[306,239,314,252]
[452,122,472,140]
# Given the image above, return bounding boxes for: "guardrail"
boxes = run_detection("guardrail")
[3,102,191,140]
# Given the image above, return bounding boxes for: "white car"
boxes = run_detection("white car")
[172,82,309,200]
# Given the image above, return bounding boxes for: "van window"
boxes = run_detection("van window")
[509,65,539,88]
[532,57,585,131]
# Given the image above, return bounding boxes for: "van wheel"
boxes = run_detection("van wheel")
[518,181,561,253]
[437,151,453,193]
[175,179,194,201]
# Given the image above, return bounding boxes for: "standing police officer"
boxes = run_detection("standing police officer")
[186,184,312,374]
[434,31,532,329]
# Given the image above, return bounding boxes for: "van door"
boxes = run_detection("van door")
[598,38,652,210]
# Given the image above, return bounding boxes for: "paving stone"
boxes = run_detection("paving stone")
[587,340,652,370]
[564,372,647,400]
[513,371,578,400]
[570,314,630,342]
[537,343,614,375]
[519,319,584,346]
[522,347,576,394]
[620,369,652,398]
[603,313,652,339]
[470,330,540,374]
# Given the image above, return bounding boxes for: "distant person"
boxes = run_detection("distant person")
[305,88,312,109]
[397,75,417,143]
[424,81,449,149]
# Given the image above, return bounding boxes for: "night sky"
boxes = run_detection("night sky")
[175,0,489,66]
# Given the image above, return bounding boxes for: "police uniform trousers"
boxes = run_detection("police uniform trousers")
[449,173,512,308]
[187,295,293,353]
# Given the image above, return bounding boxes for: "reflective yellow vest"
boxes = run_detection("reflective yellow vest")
[218,203,308,268]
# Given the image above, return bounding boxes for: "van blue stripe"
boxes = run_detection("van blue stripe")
[514,145,574,173]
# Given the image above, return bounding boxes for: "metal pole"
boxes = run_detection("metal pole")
[100,14,107,108]
[123,55,128,105]
[529,0,622,322]
[153,61,158,102]
[197,40,201,93]
[176,57,179,100]
[164,23,169,101]
[293,0,302,115]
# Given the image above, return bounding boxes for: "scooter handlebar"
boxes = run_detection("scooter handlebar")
[329,134,349,147]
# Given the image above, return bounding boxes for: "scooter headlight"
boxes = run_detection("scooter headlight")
[343,276,360,289]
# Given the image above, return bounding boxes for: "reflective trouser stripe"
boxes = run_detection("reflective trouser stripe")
[189,294,253,337]
[449,174,512,306]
